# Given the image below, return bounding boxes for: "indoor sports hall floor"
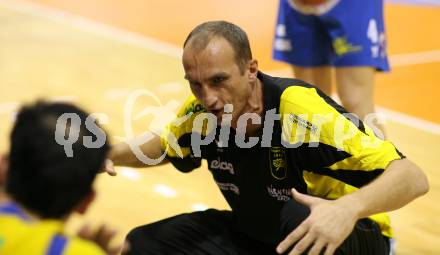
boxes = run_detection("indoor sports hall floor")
[0,0,439,254]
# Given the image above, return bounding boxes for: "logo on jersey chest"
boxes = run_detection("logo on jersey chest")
[210,157,234,175]
[267,185,292,201]
[269,147,287,180]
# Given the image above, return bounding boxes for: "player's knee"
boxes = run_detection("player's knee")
[126,224,155,246]
[280,199,310,237]
[339,95,363,113]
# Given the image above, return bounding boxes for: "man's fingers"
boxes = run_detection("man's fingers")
[277,224,308,254]
[119,241,131,255]
[77,223,94,240]
[78,223,122,254]
[95,224,117,247]
[291,188,321,208]
[323,244,337,255]
[307,239,327,255]
[108,245,123,255]
[94,224,106,243]
[105,159,117,176]
[106,237,122,255]
[288,232,316,255]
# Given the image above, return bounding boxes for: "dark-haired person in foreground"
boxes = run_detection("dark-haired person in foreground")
[107,21,429,255]
[0,101,121,255]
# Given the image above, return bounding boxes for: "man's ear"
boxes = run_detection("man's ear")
[75,189,96,215]
[0,155,9,186]
[248,59,259,80]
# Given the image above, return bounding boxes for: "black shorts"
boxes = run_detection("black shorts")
[125,201,389,255]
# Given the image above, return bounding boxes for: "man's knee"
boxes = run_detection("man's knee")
[339,95,365,114]
[126,225,151,243]
[124,224,158,255]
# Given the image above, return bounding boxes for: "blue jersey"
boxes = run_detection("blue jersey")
[273,0,390,71]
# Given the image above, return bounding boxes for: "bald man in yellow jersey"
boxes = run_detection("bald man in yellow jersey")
[106,21,429,255]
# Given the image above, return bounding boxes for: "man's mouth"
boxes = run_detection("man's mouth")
[210,109,222,117]
[209,109,222,116]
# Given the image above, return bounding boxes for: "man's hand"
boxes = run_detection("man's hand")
[276,189,358,255]
[78,223,127,254]
[100,159,117,176]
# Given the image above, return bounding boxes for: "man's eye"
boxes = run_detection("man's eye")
[190,82,201,87]
[213,77,225,84]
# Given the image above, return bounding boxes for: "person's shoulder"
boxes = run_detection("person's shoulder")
[0,213,27,227]
[0,218,105,255]
[0,210,32,234]
[167,95,207,134]
[279,82,334,116]
[258,72,331,115]
[0,214,31,248]
[177,95,206,117]
[261,72,312,91]
[63,236,106,255]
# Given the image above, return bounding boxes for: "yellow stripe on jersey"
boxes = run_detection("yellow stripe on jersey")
[279,86,402,237]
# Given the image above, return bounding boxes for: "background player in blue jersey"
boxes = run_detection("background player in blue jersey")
[273,0,388,137]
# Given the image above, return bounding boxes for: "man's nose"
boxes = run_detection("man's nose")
[201,85,219,109]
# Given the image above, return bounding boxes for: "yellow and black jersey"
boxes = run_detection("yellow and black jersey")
[160,71,404,244]
[0,202,105,255]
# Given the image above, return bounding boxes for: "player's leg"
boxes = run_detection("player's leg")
[124,209,275,255]
[280,199,390,254]
[293,66,333,95]
[335,67,375,121]
[334,67,386,138]
[273,0,333,95]
[322,0,389,137]
[339,218,390,255]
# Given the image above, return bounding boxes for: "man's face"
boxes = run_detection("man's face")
[182,37,254,125]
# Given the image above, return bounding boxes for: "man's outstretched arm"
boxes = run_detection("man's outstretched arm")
[277,158,429,255]
[340,158,428,218]
[105,133,169,175]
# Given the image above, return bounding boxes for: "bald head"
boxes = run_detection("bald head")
[183,21,252,74]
